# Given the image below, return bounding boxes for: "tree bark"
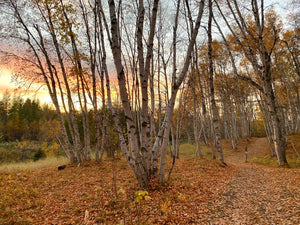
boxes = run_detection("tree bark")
[208,0,225,164]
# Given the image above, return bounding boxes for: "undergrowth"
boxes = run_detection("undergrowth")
[0,156,69,171]
[251,156,300,168]
[251,133,300,168]
[178,142,212,158]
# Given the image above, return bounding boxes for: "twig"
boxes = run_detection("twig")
[167,154,176,181]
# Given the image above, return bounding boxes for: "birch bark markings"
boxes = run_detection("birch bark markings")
[192,66,203,158]
[47,3,84,162]
[107,0,144,182]
[157,0,206,184]
[59,0,93,161]
[105,0,161,187]
[207,0,225,164]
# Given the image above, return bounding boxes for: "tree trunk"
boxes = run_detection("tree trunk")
[263,78,287,166]
[208,0,225,164]
[192,71,203,157]
[157,0,205,184]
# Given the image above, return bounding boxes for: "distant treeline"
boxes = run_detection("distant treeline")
[0,93,269,143]
[0,95,56,142]
[0,94,122,155]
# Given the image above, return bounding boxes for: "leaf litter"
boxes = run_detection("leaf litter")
[0,137,299,224]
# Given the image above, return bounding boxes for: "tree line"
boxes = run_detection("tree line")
[0,95,51,142]
[0,94,124,157]
[0,0,299,187]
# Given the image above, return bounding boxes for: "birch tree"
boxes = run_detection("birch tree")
[98,0,206,186]
[214,0,288,166]
[2,0,105,163]
[207,0,225,164]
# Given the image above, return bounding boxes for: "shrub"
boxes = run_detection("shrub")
[33,149,46,161]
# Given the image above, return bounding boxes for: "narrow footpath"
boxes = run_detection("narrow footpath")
[207,138,300,224]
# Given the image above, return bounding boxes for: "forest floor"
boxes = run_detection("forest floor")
[0,135,299,224]
[208,136,300,224]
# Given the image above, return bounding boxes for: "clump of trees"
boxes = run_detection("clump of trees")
[0,0,299,187]
[0,94,124,162]
[0,94,123,151]
[0,95,45,142]
[0,95,58,162]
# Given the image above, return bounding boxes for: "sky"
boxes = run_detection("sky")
[0,67,13,94]
[0,0,295,104]
[0,66,53,104]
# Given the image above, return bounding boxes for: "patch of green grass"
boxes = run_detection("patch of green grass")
[179,142,212,159]
[251,156,300,168]
[251,156,277,167]
[0,141,42,163]
[0,141,65,164]
[178,143,195,158]
[0,142,18,149]
[0,156,69,171]
[288,157,300,168]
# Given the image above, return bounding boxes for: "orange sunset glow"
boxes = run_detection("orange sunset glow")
[0,0,299,224]
[0,66,53,104]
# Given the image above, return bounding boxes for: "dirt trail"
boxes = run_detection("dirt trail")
[224,137,270,164]
[207,138,300,224]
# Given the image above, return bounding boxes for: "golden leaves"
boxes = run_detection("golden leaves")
[135,190,152,202]
[1,146,299,224]
[160,199,171,213]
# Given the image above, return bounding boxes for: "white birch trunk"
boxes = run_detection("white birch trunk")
[156,0,205,184]
[208,0,225,164]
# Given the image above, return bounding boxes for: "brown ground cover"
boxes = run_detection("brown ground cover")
[0,158,236,224]
[0,135,299,224]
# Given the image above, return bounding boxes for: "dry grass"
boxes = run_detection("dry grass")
[0,156,69,171]
[178,142,212,158]
[250,133,300,168]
